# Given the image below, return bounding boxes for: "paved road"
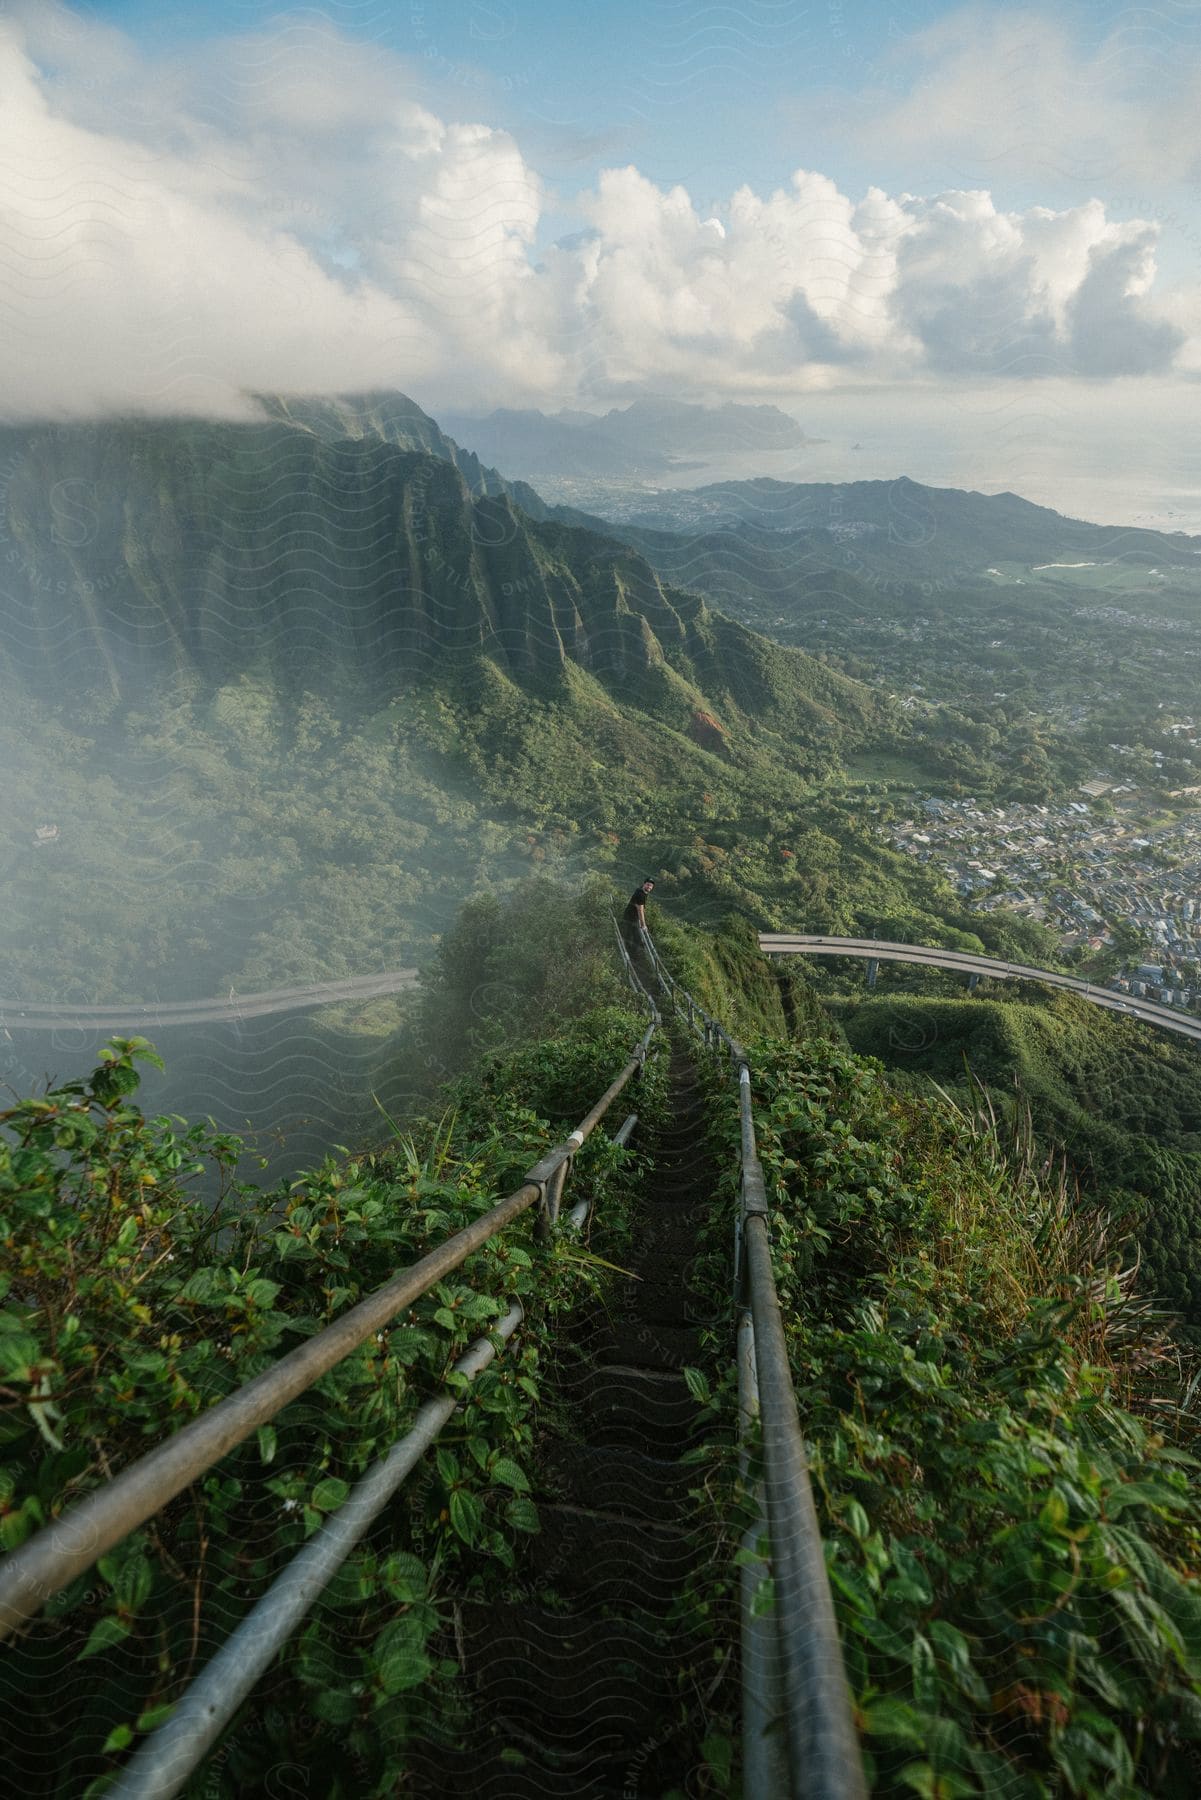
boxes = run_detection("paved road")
[0,969,420,1033]
[759,934,1201,1046]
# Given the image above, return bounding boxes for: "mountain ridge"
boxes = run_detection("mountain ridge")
[439,393,816,480]
[0,411,888,763]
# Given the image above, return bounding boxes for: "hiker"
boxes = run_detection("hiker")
[621,878,655,964]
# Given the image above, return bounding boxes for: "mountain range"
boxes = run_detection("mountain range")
[0,405,875,760]
[5,389,1198,1343]
[438,395,816,481]
[4,391,970,1011]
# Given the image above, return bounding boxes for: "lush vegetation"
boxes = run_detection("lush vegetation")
[687,1028,1201,1796]
[3,394,1200,1793]
[829,985,1201,1340]
[3,875,1200,1796]
[0,889,668,1797]
[1,665,1070,1012]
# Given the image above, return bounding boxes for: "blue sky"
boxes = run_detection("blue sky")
[85,0,1167,214]
[7,1,1201,522]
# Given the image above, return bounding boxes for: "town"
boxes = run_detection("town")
[885,785,1201,1012]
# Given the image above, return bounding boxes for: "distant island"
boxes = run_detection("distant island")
[439,394,821,483]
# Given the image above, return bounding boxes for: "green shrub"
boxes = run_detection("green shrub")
[699,1033,1201,1797]
[0,1013,658,1797]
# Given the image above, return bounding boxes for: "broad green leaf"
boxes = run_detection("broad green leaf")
[115,1553,153,1614]
[313,1688,359,1724]
[310,1476,350,1513]
[862,1697,930,1748]
[449,1487,484,1544]
[701,1733,733,1791]
[750,1575,776,1620]
[81,1615,131,1659]
[375,1613,432,1694]
[489,1456,530,1492]
[842,1499,871,1541]
[381,1553,428,1604]
[683,1366,711,1405]
[135,1702,176,1733]
[502,1495,540,1535]
[375,1645,432,1696]
[929,1620,988,1706]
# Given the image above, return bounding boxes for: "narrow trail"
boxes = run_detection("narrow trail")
[415,1036,734,1797]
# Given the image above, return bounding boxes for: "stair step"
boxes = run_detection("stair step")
[573,1308,702,1372]
[540,1444,695,1519]
[408,1044,730,1797]
[558,1364,706,1456]
[526,1504,693,1607]
[627,1280,712,1330]
[453,1601,695,1760]
[408,1726,688,1799]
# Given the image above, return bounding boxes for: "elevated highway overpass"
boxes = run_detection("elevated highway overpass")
[0,969,419,1034]
[759,934,1201,1047]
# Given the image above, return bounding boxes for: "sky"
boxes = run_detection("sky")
[4,0,1201,524]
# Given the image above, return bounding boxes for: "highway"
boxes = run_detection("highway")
[0,969,420,1033]
[759,934,1201,1046]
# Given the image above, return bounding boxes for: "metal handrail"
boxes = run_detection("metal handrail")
[0,1009,655,1649]
[109,1301,525,1800]
[638,925,867,1800]
[3,912,865,1796]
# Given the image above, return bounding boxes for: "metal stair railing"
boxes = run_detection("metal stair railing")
[636,924,867,1800]
[0,981,657,1800]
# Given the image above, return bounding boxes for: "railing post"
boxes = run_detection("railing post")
[533,1177,551,1244]
[545,1156,569,1229]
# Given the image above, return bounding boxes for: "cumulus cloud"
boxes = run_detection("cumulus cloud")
[0,2,1191,420]
[889,193,1184,377]
[556,174,1186,389]
[0,4,553,416]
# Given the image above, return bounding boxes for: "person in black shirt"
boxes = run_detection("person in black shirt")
[621,878,655,962]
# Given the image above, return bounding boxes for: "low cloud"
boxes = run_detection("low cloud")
[0,3,1192,421]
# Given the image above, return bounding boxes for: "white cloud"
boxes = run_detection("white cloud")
[559,173,1185,391]
[839,3,1201,191]
[889,192,1184,377]
[0,3,1192,421]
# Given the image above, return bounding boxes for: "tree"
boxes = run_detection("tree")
[1109,918,1148,963]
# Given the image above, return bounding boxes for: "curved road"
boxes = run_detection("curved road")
[759,934,1201,1047]
[0,970,420,1033]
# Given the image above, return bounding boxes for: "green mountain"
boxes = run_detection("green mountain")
[563,474,1201,791]
[1,411,990,1005]
[601,475,1201,587]
[0,413,880,738]
[250,389,560,522]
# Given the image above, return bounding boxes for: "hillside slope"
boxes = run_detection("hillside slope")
[1,415,994,1003]
[0,417,878,753]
